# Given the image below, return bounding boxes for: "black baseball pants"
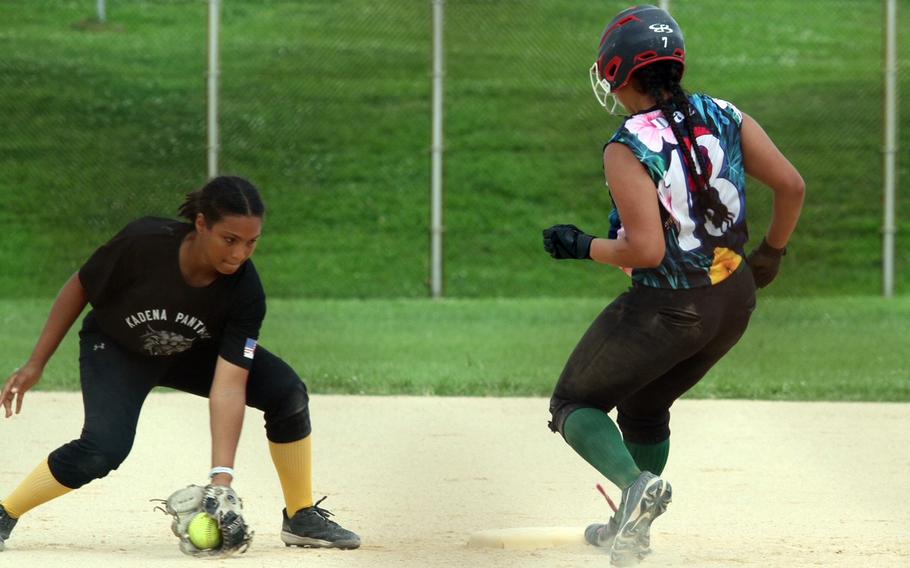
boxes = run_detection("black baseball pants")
[549,263,756,444]
[47,314,311,489]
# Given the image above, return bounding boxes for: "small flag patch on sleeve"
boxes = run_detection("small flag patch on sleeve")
[243,338,257,359]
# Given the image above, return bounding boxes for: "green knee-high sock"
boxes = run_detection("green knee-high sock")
[624,439,670,476]
[563,408,641,489]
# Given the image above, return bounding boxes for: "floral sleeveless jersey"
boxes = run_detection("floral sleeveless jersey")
[608,94,747,289]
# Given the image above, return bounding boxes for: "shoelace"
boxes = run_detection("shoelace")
[310,496,338,525]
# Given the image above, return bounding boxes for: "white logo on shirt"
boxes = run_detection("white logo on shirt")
[125,308,168,328]
[140,325,196,356]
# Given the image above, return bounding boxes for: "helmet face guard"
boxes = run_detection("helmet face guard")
[590,5,686,113]
[589,61,625,115]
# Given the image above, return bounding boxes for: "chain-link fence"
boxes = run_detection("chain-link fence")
[0,0,907,298]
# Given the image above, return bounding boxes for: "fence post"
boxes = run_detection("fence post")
[207,0,221,180]
[97,0,106,22]
[430,0,445,298]
[882,0,898,297]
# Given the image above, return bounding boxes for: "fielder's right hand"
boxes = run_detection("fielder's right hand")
[1,361,44,418]
[154,484,252,557]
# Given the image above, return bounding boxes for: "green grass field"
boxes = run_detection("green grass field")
[1,3,908,404]
[4,296,908,401]
[1,1,909,299]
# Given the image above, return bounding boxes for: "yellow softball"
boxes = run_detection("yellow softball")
[188,512,222,550]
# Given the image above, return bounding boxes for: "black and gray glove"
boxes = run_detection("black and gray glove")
[202,484,253,553]
[153,484,252,556]
[746,238,787,288]
[542,224,596,260]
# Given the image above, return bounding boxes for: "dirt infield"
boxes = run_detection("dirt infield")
[2,393,908,567]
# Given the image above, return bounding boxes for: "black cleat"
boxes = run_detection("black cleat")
[0,504,18,551]
[281,497,361,549]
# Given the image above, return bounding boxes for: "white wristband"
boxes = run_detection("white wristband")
[209,466,235,479]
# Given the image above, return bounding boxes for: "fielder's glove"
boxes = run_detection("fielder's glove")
[543,224,596,260]
[746,238,787,289]
[152,484,253,556]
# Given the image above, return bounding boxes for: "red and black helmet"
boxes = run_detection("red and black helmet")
[590,5,686,109]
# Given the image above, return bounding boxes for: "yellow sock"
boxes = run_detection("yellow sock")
[2,459,73,518]
[268,436,313,516]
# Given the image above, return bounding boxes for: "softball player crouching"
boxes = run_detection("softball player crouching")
[0,176,359,555]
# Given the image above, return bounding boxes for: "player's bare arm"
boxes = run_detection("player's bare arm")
[589,143,665,268]
[208,356,249,487]
[741,113,806,249]
[1,272,87,417]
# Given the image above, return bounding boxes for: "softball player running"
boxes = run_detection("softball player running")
[543,5,804,565]
[0,176,360,554]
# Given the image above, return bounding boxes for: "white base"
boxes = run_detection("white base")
[467,527,585,550]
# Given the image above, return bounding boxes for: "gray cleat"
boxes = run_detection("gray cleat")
[585,517,619,548]
[587,516,653,557]
[585,483,652,555]
[609,471,672,566]
[0,504,18,551]
[281,497,361,549]
[585,483,621,548]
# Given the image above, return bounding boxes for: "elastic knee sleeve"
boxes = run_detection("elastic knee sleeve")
[48,438,132,489]
[264,381,311,443]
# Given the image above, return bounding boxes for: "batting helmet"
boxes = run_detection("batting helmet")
[589,5,686,111]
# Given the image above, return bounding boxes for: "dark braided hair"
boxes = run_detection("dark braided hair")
[178,176,266,226]
[634,61,734,229]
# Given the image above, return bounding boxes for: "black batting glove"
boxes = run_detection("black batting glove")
[746,237,787,288]
[542,224,595,260]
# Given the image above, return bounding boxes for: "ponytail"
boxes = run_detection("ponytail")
[636,62,733,229]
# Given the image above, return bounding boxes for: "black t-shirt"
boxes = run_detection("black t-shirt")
[78,217,266,369]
